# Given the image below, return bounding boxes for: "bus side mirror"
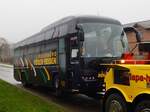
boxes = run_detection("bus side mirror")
[76,24,84,41]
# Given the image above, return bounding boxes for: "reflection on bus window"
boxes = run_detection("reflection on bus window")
[80,23,128,58]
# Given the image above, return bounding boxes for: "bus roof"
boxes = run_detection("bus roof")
[14,15,121,49]
[41,15,121,32]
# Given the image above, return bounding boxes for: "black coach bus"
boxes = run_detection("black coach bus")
[14,15,128,96]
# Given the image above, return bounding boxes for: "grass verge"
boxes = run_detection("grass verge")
[0,79,66,112]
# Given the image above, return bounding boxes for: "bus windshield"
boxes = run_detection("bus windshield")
[80,22,128,58]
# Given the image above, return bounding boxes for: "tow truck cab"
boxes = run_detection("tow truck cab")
[102,27,150,112]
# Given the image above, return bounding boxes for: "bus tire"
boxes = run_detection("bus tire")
[53,75,62,97]
[105,93,128,112]
[134,100,150,112]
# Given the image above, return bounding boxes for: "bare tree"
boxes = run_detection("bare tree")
[0,37,13,64]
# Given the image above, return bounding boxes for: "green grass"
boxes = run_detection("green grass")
[0,79,66,112]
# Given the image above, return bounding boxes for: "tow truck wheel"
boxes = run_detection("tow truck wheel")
[105,93,127,112]
[134,100,150,112]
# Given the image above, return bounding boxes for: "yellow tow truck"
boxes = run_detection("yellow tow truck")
[101,27,150,112]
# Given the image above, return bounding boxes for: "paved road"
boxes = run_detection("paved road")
[0,65,20,85]
[0,65,102,112]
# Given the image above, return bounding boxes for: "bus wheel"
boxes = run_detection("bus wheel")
[105,93,127,112]
[53,76,62,97]
[134,100,150,112]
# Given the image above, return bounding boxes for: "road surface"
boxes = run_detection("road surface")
[0,65,102,112]
[0,64,20,85]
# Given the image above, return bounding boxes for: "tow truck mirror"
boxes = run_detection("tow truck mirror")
[76,24,84,41]
[136,31,142,43]
[124,27,142,43]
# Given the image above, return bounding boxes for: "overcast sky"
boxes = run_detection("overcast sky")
[0,0,149,43]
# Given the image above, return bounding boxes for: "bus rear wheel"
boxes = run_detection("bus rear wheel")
[105,93,127,112]
[134,100,150,112]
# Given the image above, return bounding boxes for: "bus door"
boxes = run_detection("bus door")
[69,36,81,89]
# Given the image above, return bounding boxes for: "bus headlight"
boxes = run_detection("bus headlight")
[92,76,95,80]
